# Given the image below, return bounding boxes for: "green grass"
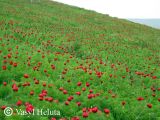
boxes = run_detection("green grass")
[0,0,160,120]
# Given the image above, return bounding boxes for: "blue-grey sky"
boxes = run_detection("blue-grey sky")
[129,19,160,29]
[52,0,160,19]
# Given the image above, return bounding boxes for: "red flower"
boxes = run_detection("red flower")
[35,80,39,84]
[51,64,56,70]
[59,87,64,91]
[86,82,90,87]
[89,89,93,93]
[13,62,17,67]
[54,58,58,61]
[16,100,22,106]
[7,54,11,58]
[122,101,126,106]
[104,108,110,114]
[44,70,47,73]
[151,87,156,92]
[2,65,7,70]
[24,74,29,78]
[77,82,82,86]
[30,91,34,95]
[71,116,80,120]
[25,104,34,113]
[147,103,152,108]
[88,70,92,75]
[76,92,81,96]
[92,107,98,113]
[42,90,47,96]
[12,83,18,92]
[109,74,112,78]
[137,97,144,101]
[3,82,7,86]
[82,87,86,91]
[88,94,93,99]
[96,71,103,78]
[47,97,53,102]
[1,106,6,110]
[68,96,73,101]
[51,118,56,120]
[42,82,46,87]
[63,90,68,94]
[152,93,156,97]
[39,97,43,101]
[65,101,69,105]
[76,102,81,106]
[152,76,157,79]
[126,68,130,72]
[82,108,87,112]
[82,112,88,118]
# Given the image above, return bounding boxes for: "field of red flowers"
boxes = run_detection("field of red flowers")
[0,0,160,120]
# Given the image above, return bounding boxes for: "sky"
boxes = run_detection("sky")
[52,0,160,19]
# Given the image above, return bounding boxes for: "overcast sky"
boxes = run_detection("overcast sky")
[52,0,160,18]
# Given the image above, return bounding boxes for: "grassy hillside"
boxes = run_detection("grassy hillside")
[0,0,160,120]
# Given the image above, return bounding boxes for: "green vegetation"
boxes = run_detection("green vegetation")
[0,0,160,120]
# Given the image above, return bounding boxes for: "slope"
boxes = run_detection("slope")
[0,0,160,120]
